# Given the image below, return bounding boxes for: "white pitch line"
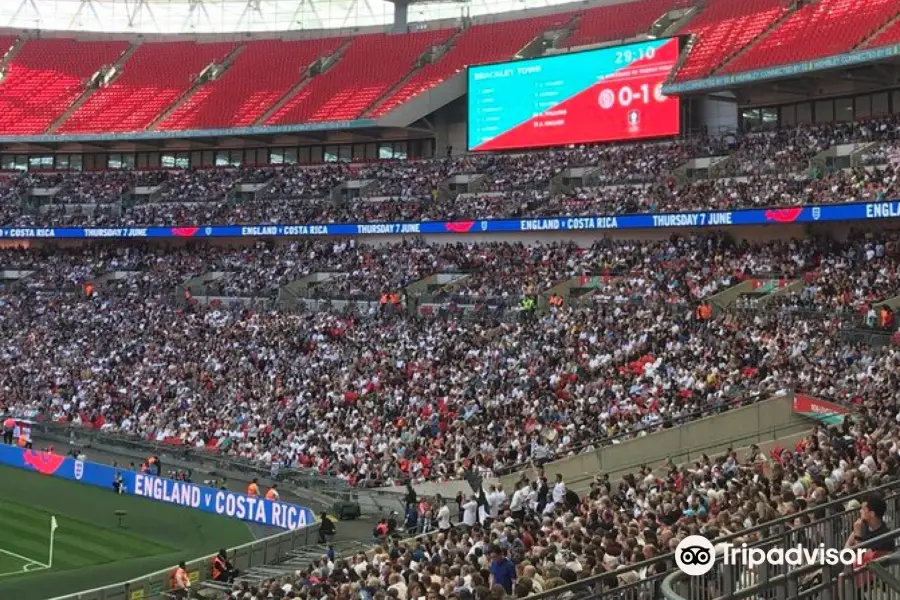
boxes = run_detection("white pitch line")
[0,564,49,579]
[23,562,49,572]
[0,547,49,578]
[0,547,46,568]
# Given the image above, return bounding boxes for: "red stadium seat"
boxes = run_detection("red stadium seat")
[721,0,899,74]
[266,29,453,125]
[0,39,129,135]
[159,38,346,131]
[675,0,789,82]
[865,16,900,49]
[57,41,238,134]
[370,15,567,118]
[563,0,683,48]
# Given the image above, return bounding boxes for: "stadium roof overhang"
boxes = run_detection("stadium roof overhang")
[2,0,585,34]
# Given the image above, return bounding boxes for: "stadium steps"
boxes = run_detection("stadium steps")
[554,13,582,48]
[46,42,139,134]
[668,32,699,83]
[362,30,462,118]
[705,278,803,312]
[855,7,900,49]
[710,0,802,76]
[147,43,247,131]
[0,36,24,73]
[253,38,352,126]
[649,5,698,39]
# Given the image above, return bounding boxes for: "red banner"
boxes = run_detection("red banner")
[793,394,849,424]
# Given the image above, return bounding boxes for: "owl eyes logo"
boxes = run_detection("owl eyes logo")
[675,535,716,576]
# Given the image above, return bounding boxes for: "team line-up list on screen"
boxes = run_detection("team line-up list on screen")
[467,38,681,152]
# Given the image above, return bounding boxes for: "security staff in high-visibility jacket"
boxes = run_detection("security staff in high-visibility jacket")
[172,561,191,598]
[265,484,280,501]
[247,478,260,497]
[212,548,238,583]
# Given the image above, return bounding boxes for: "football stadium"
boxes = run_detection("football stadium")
[3,0,900,598]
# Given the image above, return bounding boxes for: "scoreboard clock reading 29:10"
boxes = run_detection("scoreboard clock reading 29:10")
[467,37,681,152]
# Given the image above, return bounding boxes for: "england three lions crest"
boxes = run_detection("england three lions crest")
[74,459,84,480]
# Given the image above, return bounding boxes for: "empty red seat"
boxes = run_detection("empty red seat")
[266,29,453,125]
[58,41,237,134]
[159,38,346,130]
[0,37,17,61]
[564,0,681,48]
[866,16,900,48]
[675,0,789,81]
[371,15,567,118]
[0,39,128,135]
[722,0,899,74]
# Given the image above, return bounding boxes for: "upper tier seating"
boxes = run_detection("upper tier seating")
[0,36,17,62]
[722,0,900,74]
[866,16,900,49]
[57,41,238,134]
[563,0,682,48]
[675,0,788,81]
[0,39,129,135]
[370,15,567,117]
[266,29,453,125]
[158,38,346,131]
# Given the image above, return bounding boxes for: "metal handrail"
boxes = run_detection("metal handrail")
[46,522,320,600]
[36,421,352,492]
[661,525,900,600]
[526,478,900,600]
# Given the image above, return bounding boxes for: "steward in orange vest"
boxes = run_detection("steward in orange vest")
[211,549,237,582]
[172,561,191,597]
[265,484,279,501]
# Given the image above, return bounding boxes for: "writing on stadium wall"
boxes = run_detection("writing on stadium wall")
[0,201,897,239]
[2,444,315,530]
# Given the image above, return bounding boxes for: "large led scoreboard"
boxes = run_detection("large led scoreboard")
[467,37,682,151]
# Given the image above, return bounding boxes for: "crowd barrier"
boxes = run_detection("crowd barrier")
[661,527,900,600]
[0,444,315,530]
[39,421,351,492]
[1,200,899,239]
[48,521,320,600]
[525,478,900,600]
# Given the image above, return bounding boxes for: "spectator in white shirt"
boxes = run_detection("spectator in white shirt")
[437,499,451,532]
[509,483,528,520]
[552,473,567,505]
[462,495,478,527]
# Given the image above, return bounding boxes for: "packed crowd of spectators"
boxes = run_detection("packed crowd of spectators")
[216,412,898,600]
[0,231,898,490]
[0,116,898,600]
[1,115,900,228]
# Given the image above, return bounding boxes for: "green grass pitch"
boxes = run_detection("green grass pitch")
[0,464,259,600]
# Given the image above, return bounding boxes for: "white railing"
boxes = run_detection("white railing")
[48,520,320,600]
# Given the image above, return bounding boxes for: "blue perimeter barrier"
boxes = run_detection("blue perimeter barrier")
[0,200,898,239]
[0,444,315,530]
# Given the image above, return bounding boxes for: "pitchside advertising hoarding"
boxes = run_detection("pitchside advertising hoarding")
[0,444,315,530]
[0,201,899,239]
[466,37,682,151]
